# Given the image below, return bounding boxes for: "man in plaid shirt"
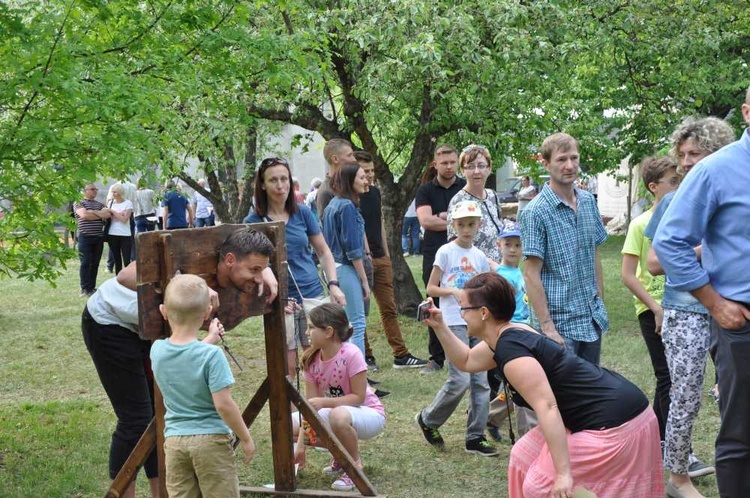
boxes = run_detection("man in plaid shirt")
[519,133,609,365]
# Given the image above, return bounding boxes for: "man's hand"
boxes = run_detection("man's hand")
[260,267,278,305]
[710,297,750,330]
[208,288,220,311]
[541,321,565,345]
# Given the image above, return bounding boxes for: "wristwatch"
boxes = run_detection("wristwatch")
[327,280,340,289]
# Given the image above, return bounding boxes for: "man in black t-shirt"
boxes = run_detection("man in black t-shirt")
[356,151,428,370]
[415,144,465,372]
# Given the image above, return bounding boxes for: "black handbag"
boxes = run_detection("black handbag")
[102,200,114,237]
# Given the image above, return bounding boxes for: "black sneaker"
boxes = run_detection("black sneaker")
[415,412,444,448]
[365,355,379,372]
[393,353,428,369]
[374,388,390,398]
[465,436,499,457]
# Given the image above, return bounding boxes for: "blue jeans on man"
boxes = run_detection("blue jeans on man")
[401,216,420,255]
[421,325,490,442]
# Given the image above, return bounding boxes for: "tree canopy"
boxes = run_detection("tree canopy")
[1,0,748,298]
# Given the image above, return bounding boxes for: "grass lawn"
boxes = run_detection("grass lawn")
[0,236,721,497]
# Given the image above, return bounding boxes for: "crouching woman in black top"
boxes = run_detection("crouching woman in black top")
[422,271,663,498]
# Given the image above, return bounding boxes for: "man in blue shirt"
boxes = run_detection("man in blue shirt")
[520,133,608,365]
[653,88,750,498]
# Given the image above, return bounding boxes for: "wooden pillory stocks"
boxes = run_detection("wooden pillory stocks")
[104,223,384,498]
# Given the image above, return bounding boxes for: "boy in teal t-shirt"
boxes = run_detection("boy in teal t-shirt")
[150,274,256,497]
[494,222,530,324]
[487,222,534,441]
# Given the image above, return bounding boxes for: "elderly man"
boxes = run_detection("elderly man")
[654,89,750,498]
[74,183,111,296]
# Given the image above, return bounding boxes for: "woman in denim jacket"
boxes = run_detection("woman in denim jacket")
[321,163,371,356]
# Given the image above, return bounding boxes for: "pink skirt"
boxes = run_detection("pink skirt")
[508,407,664,498]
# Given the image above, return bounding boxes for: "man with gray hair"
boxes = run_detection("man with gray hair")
[653,89,750,497]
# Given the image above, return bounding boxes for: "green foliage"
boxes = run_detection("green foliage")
[1,0,748,281]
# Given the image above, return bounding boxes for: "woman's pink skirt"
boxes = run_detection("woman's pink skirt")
[508,407,664,498]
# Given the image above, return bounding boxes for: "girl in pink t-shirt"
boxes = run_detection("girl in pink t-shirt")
[293,303,385,492]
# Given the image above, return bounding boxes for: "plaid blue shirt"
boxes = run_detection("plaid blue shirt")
[519,185,609,341]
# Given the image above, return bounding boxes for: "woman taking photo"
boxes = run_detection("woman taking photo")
[446,144,504,262]
[321,162,370,356]
[422,271,663,498]
[245,157,346,375]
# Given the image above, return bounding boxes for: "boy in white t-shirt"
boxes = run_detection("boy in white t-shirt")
[415,201,498,456]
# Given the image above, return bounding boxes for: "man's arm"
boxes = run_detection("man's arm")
[416,205,447,231]
[523,256,564,345]
[379,222,390,258]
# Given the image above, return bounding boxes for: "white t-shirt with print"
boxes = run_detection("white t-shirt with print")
[434,241,490,326]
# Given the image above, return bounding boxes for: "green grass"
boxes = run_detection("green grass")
[0,236,721,497]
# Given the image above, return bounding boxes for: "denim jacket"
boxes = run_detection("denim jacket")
[322,196,365,265]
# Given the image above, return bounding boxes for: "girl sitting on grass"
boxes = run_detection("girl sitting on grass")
[293,303,385,492]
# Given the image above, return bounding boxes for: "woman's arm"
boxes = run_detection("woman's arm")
[503,356,573,497]
[351,258,370,301]
[309,233,346,305]
[422,303,496,373]
[111,206,133,223]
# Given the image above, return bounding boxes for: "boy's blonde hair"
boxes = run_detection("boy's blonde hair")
[164,274,210,326]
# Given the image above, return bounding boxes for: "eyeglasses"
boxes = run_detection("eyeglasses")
[86,187,98,191]
[459,306,483,317]
[657,177,679,186]
[463,163,489,171]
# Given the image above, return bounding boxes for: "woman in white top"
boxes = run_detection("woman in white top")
[107,184,134,274]
[517,175,537,212]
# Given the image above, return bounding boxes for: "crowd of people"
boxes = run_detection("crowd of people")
[76,86,750,497]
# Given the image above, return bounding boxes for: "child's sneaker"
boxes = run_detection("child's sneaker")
[466,436,500,457]
[331,473,356,492]
[322,459,344,476]
[415,411,444,448]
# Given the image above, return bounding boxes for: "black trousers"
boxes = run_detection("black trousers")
[107,235,132,275]
[422,251,445,366]
[78,233,105,293]
[714,315,750,497]
[81,307,157,480]
[638,310,671,440]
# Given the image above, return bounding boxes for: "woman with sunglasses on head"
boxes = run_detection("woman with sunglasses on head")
[321,162,371,357]
[446,145,505,263]
[245,158,346,376]
[422,271,664,498]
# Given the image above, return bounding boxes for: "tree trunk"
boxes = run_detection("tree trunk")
[380,180,423,316]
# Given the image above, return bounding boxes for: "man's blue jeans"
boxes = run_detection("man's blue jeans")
[421,325,490,442]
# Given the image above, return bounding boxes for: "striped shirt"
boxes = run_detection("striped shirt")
[519,185,608,342]
[74,198,106,235]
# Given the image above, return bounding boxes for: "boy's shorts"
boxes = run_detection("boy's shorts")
[164,434,238,497]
